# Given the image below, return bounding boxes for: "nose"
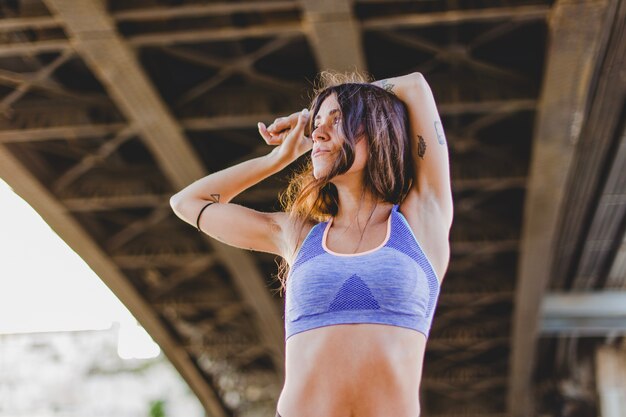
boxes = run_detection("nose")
[312,124,330,143]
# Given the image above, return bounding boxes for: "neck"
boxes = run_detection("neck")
[331,181,392,229]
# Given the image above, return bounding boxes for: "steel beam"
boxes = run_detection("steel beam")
[0,98,536,143]
[540,291,626,335]
[362,5,550,29]
[299,0,365,71]
[0,146,229,417]
[42,0,286,412]
[596,343,626,417]
[508,0,617,415]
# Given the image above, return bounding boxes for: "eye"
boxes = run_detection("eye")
[312,115,340,130]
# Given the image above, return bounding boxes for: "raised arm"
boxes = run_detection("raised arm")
[373,72,453,227]
[169,109,311,257]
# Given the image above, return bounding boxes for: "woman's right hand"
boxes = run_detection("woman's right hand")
[258,108,312,164]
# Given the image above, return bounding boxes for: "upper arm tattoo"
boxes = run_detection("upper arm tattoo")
[380,79,395,94]
[434,120,446,145]
[417,135,427,159]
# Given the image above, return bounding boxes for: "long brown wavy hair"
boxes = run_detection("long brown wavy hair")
[272,71,415,296]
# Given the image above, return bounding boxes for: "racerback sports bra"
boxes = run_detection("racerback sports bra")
[284,204,441,341]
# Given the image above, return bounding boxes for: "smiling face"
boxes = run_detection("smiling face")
[311,93,368,181]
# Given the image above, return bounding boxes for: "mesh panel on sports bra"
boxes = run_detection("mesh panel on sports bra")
[291,223,326,272]
[386,211,441,320]
[328,275,382,312]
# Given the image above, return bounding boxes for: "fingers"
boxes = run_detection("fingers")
[296,108,309,129]
[258,122,284,145]
[257,122,272,144]
[268,110,306,134]
[260,109,310,149]
[268,117,290,134]
[291,108,309,136]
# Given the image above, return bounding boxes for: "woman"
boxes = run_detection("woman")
[170,71,453,417]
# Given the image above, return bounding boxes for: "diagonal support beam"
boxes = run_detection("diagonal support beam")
[164,35,300,107]
[42,0,286,410]
[299,0,365,71]
[508,0,618,415]
[0,147,229,417]
[379,31,529,83]
[0,49,74,117]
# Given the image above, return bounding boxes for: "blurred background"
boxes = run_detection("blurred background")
[0,0,624,417]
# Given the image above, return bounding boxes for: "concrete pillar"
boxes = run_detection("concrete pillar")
[595,342,626,417]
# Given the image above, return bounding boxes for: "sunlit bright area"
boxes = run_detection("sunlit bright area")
[0,178,160,360]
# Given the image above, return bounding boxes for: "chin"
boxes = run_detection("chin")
[312,163,324,179]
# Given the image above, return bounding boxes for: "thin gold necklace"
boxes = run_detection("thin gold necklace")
[347,201,378,254]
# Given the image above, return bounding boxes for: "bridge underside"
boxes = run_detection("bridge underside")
[0,1,624,416]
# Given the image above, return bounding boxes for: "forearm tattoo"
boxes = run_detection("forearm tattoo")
[434,121,446,145]
[417,135,427,159]
[380,79,395,94]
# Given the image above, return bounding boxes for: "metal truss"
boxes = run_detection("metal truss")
[8,1,623,417]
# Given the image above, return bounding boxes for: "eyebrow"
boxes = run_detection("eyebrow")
[314,108,341,120]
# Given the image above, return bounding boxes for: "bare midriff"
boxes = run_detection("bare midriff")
[277,323,427,417]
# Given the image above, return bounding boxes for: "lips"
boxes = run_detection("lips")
[312,149,330,157]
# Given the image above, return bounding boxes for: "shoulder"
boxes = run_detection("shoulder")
[397,190,452,282]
